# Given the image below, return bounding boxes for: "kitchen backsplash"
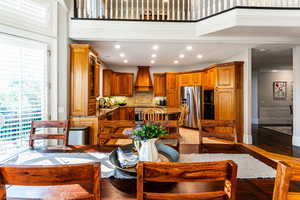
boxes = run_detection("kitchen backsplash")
[127,91,156,106]
[106,91,166,106]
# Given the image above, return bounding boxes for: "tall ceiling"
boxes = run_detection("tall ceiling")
[88,41,253,68]
[84,41,295,70]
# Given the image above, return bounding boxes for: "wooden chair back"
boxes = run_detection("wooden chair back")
[198,120,237,145]
[0,163,101,200]
[99,120,136,145]
[146,120,180,139]
[29,120,70,148]
[178,104,189,126]
[137,161,237,200]
[143,108,168,121]
[273,161,300,200]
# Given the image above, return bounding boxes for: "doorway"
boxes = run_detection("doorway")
[251,47,298,156]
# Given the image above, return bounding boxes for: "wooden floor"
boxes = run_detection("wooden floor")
[252,125,300,157]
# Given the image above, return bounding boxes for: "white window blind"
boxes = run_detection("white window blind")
[0,0,54,36]
[0,34,48,155]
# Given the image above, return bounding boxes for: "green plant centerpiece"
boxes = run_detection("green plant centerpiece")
[133,122,168,162]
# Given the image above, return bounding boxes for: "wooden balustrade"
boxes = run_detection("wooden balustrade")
[74,0,300,21]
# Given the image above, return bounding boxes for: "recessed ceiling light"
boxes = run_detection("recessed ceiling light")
[120,53,125,57]
[114,44,120,49]
[123,59,128,63]
[179,54,185,59]
[151,54,157,58]
[174,60,179,64]
[150,60,155,64]
[197,54,203,59]
[152,45,159,50]
[186,46,193,51]
[259,48,267,52]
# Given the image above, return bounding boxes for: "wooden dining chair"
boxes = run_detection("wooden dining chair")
[99,120,136,145]
[0,162,101,200]
[147,120,180,150]
[143,108,168,121]
[273,161,300,200]
[137,160,237,200]
[198,120,238,146]
[147,120,180,139]
[29,120,70,148]
[178,104,189,127]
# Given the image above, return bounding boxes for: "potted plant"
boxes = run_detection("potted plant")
[133,122,168,162]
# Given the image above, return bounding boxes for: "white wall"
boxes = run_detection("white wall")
[252,70,259,124]
[257,70,293,125]
[58,4,70,120]
[293,47,300,147]
[99,62,108,97]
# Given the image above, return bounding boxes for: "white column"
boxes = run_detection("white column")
[243,48,253,144]
[293,47,300,147]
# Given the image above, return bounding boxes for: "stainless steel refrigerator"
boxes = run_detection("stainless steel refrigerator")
[180,86,202,128]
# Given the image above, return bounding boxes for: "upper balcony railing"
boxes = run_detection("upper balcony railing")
[73,0,300,21]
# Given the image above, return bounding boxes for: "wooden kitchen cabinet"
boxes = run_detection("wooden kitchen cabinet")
[178,72,202,86]
[112,107,135,120]
[70,44,100,116]
[214,62,244,142]
[178,73,193,86]
[103,70,133,97]
[103,69,113,97]
[216,65,235,89]
[215,89,235,120]
[203,67,216,89]
[119,107,135,120]
[154,73,166,96]
[166,73,177,90]
[166,73,179,107]
[166,92,178,107]
[193,72,202,85]
[112,72,133,96]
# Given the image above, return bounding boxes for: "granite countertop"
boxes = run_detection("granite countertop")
[71,105,181,119]
[98,105,181,117]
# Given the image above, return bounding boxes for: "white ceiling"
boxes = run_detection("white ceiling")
[252,45,293,69]
[89,41,253,68]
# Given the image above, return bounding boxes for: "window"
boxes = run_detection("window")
[0,0,54,36]
[0,34,48,156]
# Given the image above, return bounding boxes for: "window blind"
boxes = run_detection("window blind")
[0,0,54,36]
[0,34,48,155]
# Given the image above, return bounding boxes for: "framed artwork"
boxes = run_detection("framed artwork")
[273,81,287,100]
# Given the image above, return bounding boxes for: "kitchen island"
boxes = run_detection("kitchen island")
[70,105,181,145]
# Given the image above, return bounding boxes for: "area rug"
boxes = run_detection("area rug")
[2,151,275,179]
[263,126,292,136]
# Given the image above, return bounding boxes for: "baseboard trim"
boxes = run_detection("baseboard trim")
[293,136,300,147]
[243,134,253,144]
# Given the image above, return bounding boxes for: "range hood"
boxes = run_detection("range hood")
[135,66,153,92]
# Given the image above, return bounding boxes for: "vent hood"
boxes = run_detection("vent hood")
[135,66,153,92]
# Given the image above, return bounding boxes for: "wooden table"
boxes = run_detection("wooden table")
[3,144,300,200]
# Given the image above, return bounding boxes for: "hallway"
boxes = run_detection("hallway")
[252,125,300,157]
